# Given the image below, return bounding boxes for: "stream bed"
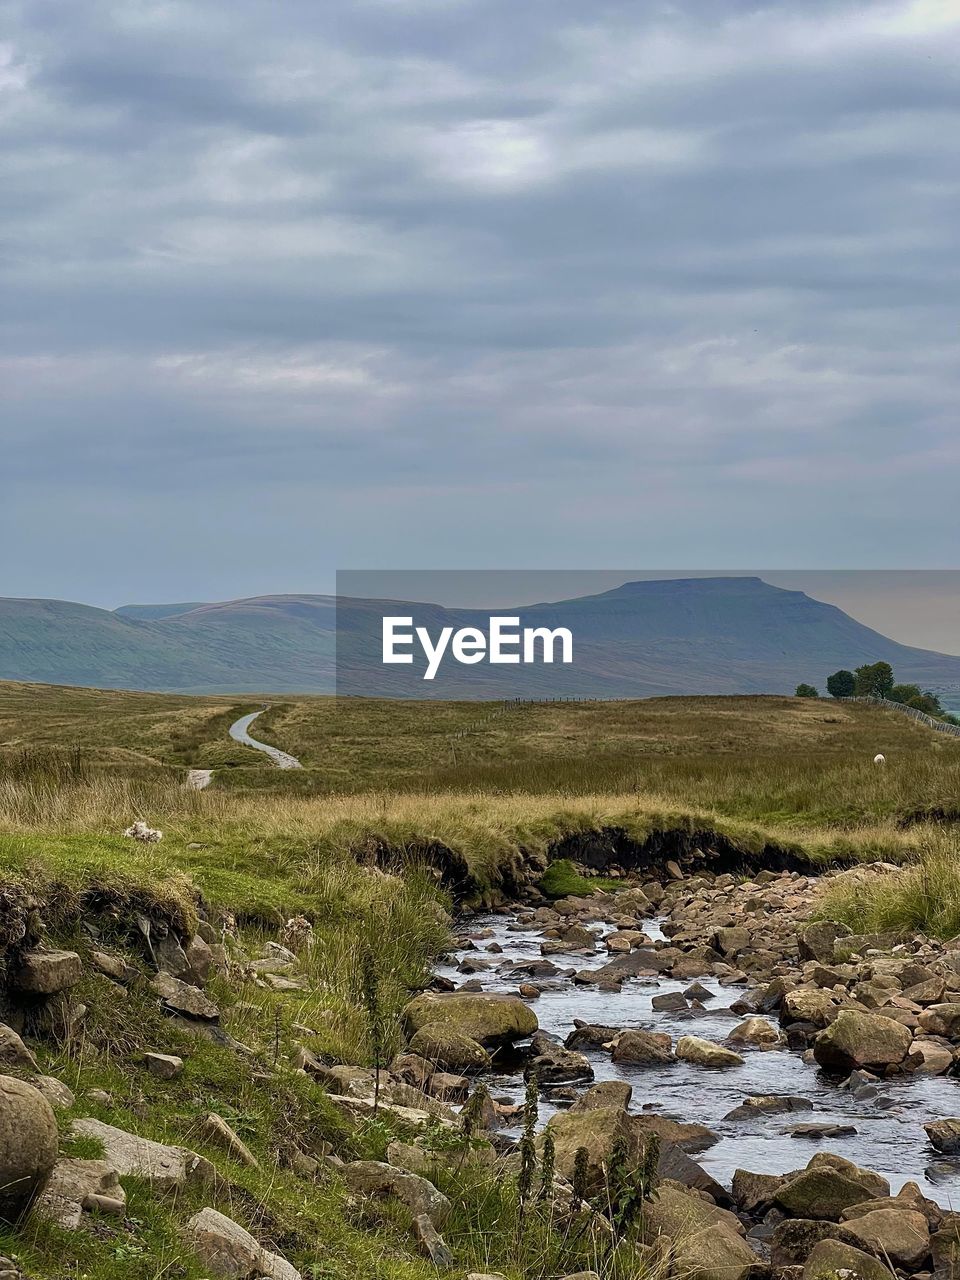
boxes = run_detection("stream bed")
[436,912,960,1204]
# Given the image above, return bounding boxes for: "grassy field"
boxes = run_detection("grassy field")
[2,679,960,1279]
[2,683,960,922]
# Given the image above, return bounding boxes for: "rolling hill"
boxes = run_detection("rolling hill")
[1,577,959,696]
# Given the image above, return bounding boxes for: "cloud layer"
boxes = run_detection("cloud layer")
[3,0,959,603]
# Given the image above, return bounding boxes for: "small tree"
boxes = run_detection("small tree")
[826,669,855,698]
[795,683,818,698]
[854,661,895,699]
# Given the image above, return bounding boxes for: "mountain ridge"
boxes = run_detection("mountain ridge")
[1,578,958,696]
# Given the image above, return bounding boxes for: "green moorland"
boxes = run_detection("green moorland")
[2,681,960,1278]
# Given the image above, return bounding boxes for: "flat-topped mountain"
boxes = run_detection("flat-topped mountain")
[1,578,958,695]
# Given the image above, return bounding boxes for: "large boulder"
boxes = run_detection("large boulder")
[812,1010,912,1071]
[0,1076,58,1222]
[800,921,852,963]
[775,1168,876,1221]
[343,1160,451,1224]
[803,1239,895,1280]
[727,1017,785,1049]
[71,1118,214,1190]
[543,1106,652,1195]
[611,1030,673,1065]
[919,1005,960,1037]
[407,1024,491,1071]
[676,1036,744,1069]
[842,1208,930,1269]
[183,1207,300,1280]
[402,993,537,1047]
[924,1118,960,1153]
[641,1183,756,1280]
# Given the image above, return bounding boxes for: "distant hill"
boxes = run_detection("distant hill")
[2,578,960,696]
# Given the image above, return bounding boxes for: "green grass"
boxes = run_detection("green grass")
[816,834,960,940]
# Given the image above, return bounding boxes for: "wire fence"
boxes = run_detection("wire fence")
[842,695,960,738]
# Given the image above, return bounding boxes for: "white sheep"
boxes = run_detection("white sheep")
[123,820,163,843]
[873,753,886,766]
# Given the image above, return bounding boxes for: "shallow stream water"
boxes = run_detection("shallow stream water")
[436,913,960,1205]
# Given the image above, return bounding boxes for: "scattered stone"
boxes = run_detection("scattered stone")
[725,1095,813,1120]
[651,991,688,1012]
[727,1017,786,1048]
[9,949,82,995]
[526,1031,593,1083]
[568,1081,632,1113]
[0,1025,38,1072]
[90,950,138,984]
[200,1113,259,1168]
[787,1122,858,1139]
[32,1076,75,1109]
[413,1212,454,1266]
[611,1029,674,1065]
[924,1119,960,1154]
[143,1052,184,1080]
[150,972,220,1021]
[36,1158,125,1230]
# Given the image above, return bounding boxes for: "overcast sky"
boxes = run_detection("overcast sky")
[3,1,960,614]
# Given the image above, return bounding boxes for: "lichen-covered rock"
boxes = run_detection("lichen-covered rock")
[402,992,537,1047]
[803,1238,896,1280]
[407,1024,491,1070]
[9,949,82,994]
[611,1029,674,1065]
[775,1168,875,1220]
[727,1017,785,1049]
[543,1106,654,1194]
[71,1118,214,1190]
[842,1208,930,1269]
[812,1010,912,1071]
[183,1207,300,1280]
[0,1076,58,1222]
[676,1036,744,1068]
[343,1160,451,1224]
[924,1118,960,1153]
[641,1183,756,1280]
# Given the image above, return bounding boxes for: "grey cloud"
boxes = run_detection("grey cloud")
[2,0,959,602]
